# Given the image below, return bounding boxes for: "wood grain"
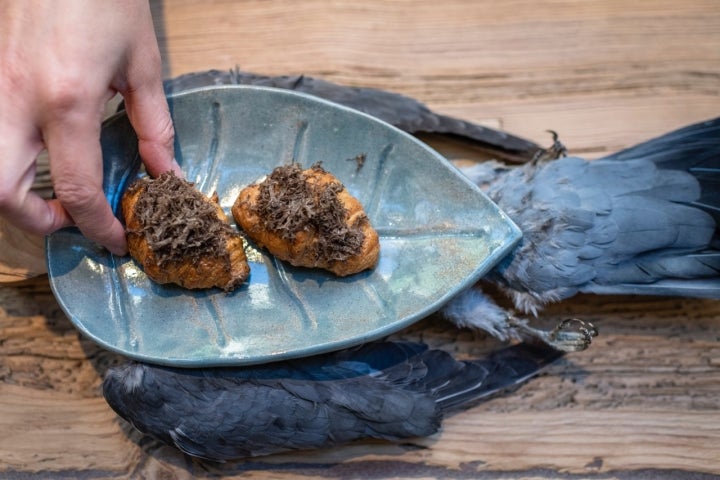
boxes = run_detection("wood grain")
[2,0,720,478]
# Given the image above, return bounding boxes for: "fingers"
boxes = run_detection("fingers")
[1,0,175,256]
[121,31,180,178]
[43,105,128,256]
[0,173,73,237]
[0,128,73,236]
[123,80,180,178]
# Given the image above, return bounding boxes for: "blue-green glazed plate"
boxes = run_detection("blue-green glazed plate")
[46,85,520,367]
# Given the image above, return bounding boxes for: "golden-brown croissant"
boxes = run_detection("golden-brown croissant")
[231,163,380,277]
[122,171,250,291]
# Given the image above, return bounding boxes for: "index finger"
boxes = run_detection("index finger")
[121,37,180,178]
[123,79,180,177]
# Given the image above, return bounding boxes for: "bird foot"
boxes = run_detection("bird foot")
[508,316,598,352]
[531,130,568,163]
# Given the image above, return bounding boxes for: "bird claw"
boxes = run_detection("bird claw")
[531,129,568,163]
[507,316,598,352]
[546,318,598,352]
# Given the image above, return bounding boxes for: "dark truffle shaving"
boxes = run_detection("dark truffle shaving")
[128,171,235,267]
[253,163,365,262]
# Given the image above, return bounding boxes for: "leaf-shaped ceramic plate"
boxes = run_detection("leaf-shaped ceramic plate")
[46,85,521,367]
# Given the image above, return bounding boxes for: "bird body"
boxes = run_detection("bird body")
[462,117,720,313]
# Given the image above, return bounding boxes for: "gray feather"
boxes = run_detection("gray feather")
[441,287,521,341]
[103,341,560,461]
[462,117,720,312]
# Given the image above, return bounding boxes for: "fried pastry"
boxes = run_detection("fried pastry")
[232,163,380,276]
[122,171,250,291]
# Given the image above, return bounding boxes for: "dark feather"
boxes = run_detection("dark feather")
[138,67,541,162]
[103,341,561,461]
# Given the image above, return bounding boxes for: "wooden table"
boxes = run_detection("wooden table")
[2,1,719,478]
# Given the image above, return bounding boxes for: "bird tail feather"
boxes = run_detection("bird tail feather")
[601,117,720,221]
[587,117,720,298]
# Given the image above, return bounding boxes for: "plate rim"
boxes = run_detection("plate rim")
[46,84,522,367]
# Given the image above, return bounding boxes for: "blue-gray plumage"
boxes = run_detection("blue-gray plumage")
[460,117,719,314]
[103,341,561,461]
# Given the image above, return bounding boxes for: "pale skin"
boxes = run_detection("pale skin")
[0,0,180,256]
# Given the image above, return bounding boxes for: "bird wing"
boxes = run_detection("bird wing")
[102,343,440,460]
[156,67,541,162]
[102,340,561,461]
[431,342,563,412]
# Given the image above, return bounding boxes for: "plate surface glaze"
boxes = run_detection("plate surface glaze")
[47,86,521,366]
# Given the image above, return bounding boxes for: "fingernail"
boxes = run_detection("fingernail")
[171,158,184,177]
[107,239,128,257]
[108,246,128,257]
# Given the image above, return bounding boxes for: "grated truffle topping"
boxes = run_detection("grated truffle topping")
[252,163,365,262]
[127,171,235,267]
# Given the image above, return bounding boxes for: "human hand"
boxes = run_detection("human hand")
[0,0,180,256]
